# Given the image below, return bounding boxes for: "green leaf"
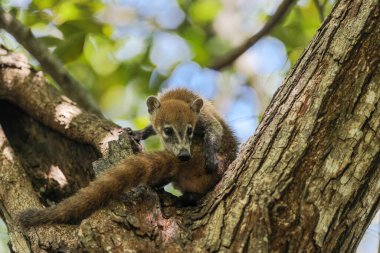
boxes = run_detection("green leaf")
[54,33,85,63]
[189,0,222,23]
[59,19,104,36]
[55,2,82,23]
[30,0,56,10]
[83,35,119,76]
[22,9,52,26]
[181,26,210,65]
[38,36,62,47]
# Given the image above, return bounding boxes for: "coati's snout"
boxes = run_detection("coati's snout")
[178,148,191,161]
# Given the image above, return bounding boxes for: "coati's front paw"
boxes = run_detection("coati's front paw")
[204,150,218,173]
[125,127,143,142]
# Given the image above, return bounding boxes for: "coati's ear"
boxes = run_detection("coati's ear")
[190,98,203,114]
[147,96,160,114]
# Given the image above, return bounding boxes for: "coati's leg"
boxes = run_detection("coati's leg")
[203,135,219,173]
[196,115,223,173]
[125,124,156,142]
[18,151,178,227]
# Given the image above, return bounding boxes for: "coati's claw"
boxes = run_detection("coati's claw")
[125,127,143,143]
[125,125,156,143]
[125,127,133,135]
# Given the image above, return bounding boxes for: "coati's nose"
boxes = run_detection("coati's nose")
[178,148,191,161]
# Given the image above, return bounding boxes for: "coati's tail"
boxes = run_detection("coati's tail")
[18,151,178,227]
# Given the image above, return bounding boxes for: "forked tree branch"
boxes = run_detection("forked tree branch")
[210,0,297,70]
[0,7,101,115]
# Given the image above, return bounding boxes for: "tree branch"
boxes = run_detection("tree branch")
[0,7,101,115]
[0,47,139,157]
[209,0,297,70]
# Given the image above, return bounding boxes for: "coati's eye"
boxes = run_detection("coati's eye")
[163,127,173,136]
[187,126,193,135]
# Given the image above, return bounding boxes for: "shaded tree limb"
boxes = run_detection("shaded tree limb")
[209,0,297,70]
[0,7,101,115]
[0,100,97,203]
[0,127,80,252]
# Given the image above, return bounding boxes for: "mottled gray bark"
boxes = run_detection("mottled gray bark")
[0,0,379,252]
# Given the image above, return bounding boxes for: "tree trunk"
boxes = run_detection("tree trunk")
[0,0,379,252]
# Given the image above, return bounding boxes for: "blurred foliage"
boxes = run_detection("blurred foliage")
[272,2,333,64]
[1,0,333,108]
[0,0,336,157]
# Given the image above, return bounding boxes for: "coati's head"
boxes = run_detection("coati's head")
[147,96,203,161]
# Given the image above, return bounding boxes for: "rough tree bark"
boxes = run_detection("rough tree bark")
[0,0,379,252]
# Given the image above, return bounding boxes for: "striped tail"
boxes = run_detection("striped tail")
[18,151,178,227]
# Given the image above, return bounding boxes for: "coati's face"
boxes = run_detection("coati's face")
[147,96,203,161]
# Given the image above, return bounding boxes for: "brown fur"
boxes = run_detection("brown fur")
[18,88,238,227]
[19,151,178,226]
[150,88,238,169]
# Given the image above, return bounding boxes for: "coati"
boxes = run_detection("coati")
[18,88,238,227]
